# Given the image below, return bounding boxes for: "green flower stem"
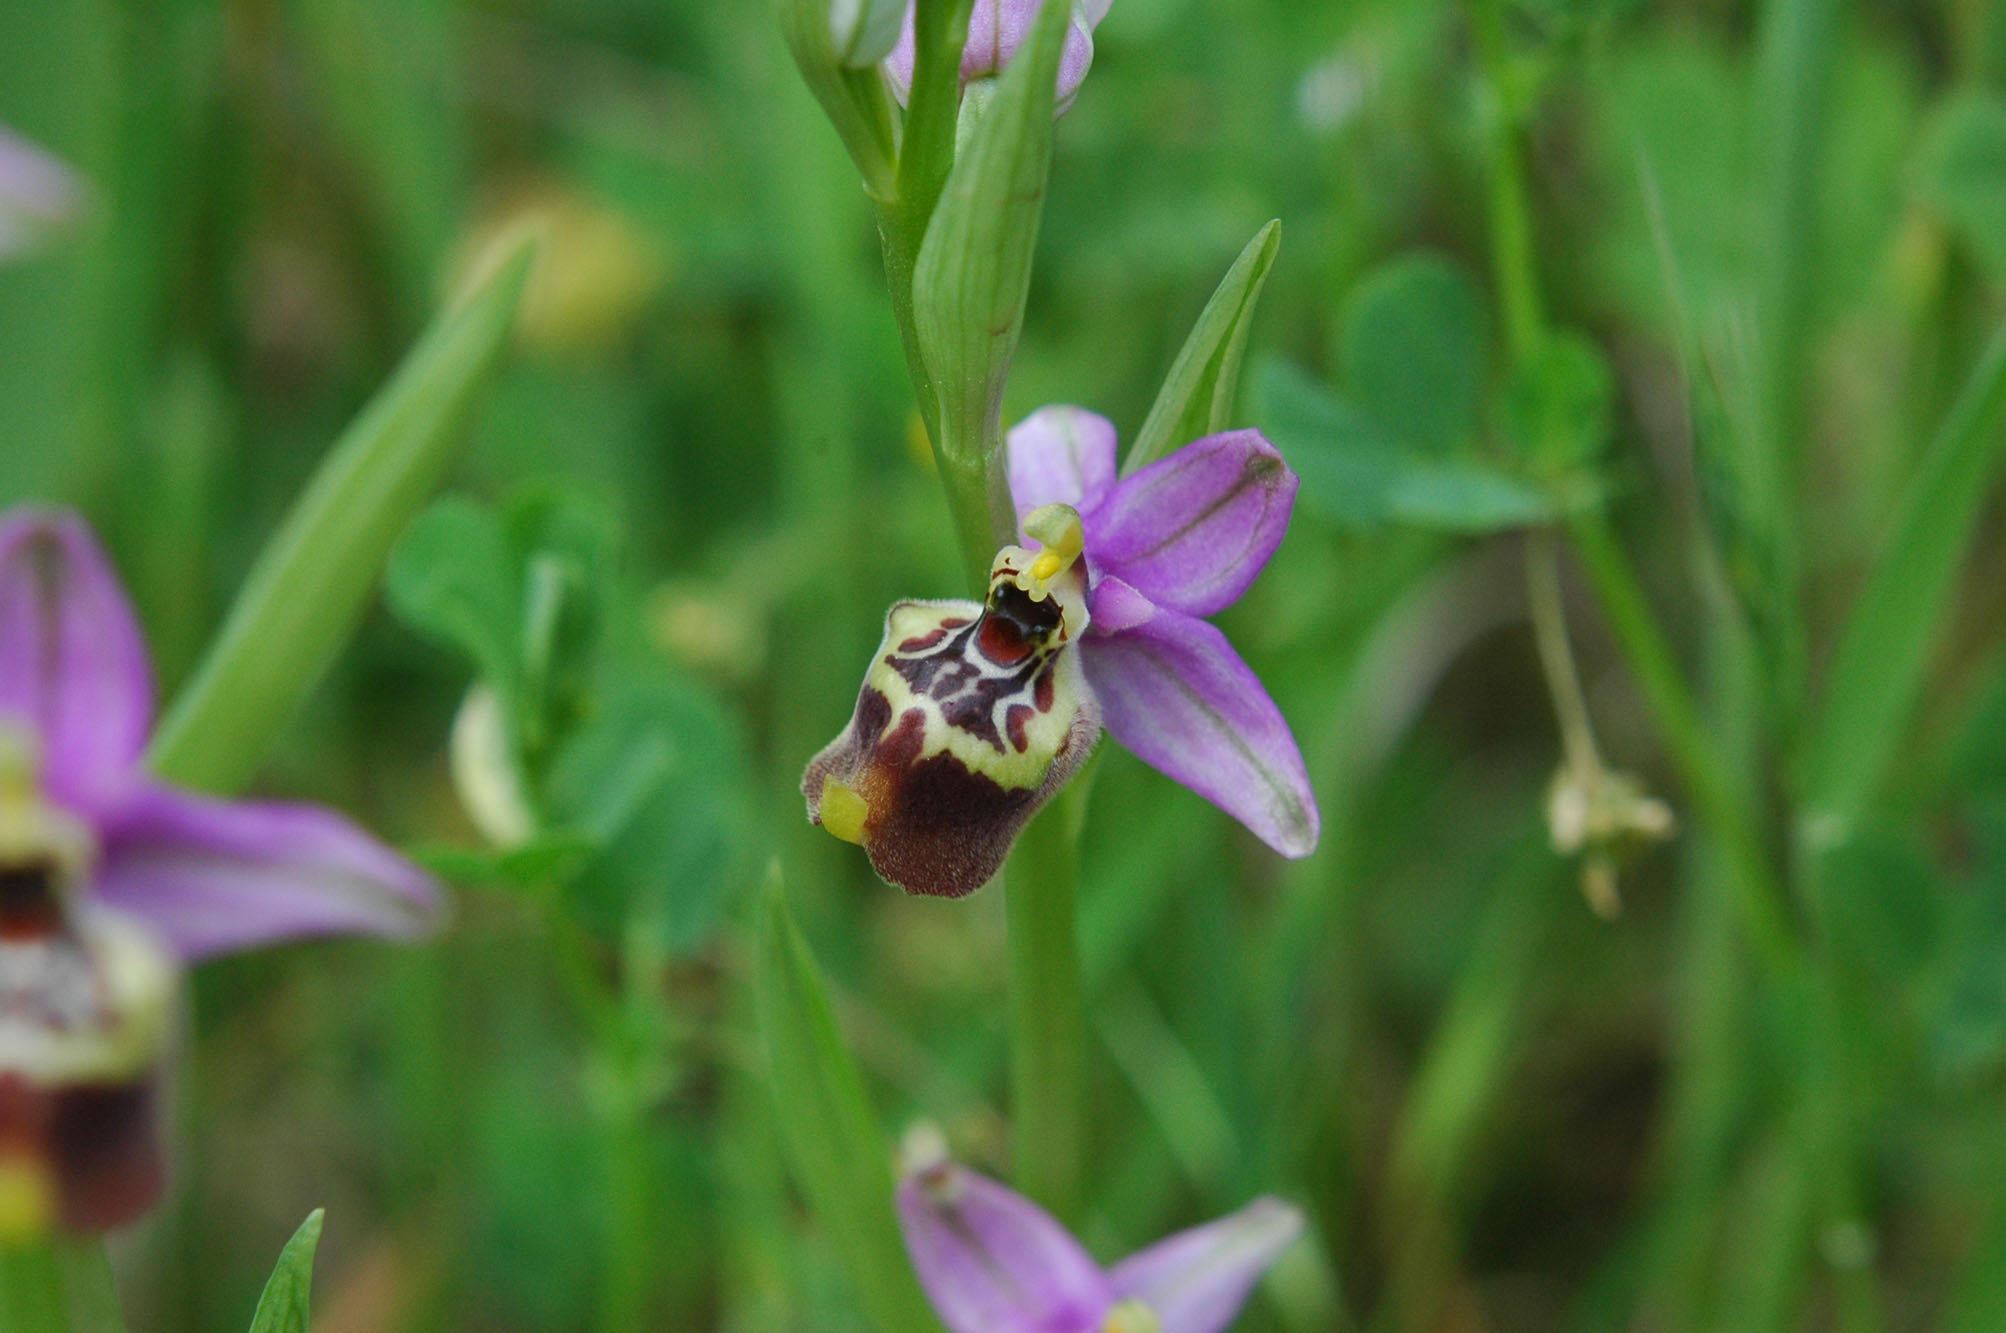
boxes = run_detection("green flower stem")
[1567,513,1801,981]
[1467,0,1545,361]
[1746,0,1839,737]
[0,1239,127,1333]
[873,0,992,585]
[1469,0,1800,978]
[1004,772,1091,1225]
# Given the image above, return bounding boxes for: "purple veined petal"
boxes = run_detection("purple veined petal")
[91,784,444,961]
[0,510,154,814]
[897,1158,1113,1333]
[1008,405,1120,520]
[1086,430,1296,619]
[1106,1198,1304,1333]
[1083,597,1319,858]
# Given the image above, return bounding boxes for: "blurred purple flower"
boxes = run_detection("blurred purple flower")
[0,127,83,261]
[898,1146,1302,1333]
[883,0,1113,113]
[0,508,441,961]
[1008,407,1320,858]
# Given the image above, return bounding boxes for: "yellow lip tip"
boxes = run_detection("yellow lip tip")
[0,1158,54,1246]
[818,780,871,846]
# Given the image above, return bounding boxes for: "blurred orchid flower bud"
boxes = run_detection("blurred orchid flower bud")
[884,0,1113,114]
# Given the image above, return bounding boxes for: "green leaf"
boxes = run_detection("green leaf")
[248,1209,324,1333]
[545,671,754,953]
[1338,252,1489,454]
[1920,90,2006,282]
[386,497,523,701]
[1803,319,2006,832]
[1257,359,1550,533]
[409,831,598,893]
[911,0,1069,471]
[1930,802,2006,1085]
[755,885,941,1333]
[1503,327,1616,473]
[1125,220,1281,473]
[148,238,537,797]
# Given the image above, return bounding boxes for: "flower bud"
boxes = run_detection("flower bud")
[884,0,1111,114]
[1545,762,1675,919]
[830,0,909,66]
[803,506,1100,897]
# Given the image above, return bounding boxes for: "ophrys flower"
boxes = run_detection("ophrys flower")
[898,1134,1303,1333]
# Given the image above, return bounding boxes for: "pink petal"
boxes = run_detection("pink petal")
[882,1,1102,112]
[1083,599,1318,858]
[1008,406,1120,521]
[1106,1197,1303,1333]
[897,1158,1112,1333]
[93,784,443,961]
[1085,431,1296,619]
[0,510,153,813]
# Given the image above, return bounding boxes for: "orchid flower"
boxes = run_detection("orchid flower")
[898,1141,1303,1333]
[883,0,1114,113]
[1007,408,1318,860]
[0,509,441,960]
[0,127,83,261]
[802,412,1317,897]
[0,508,442,1233]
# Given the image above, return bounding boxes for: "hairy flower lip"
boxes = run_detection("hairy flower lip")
[804,515,1100,897]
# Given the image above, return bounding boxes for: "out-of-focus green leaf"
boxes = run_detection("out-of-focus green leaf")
[1803,320,2006,832]
[410,831,598,893]
[1338,252,1489,454]
[546,671,753,952]
[1920,90,2006,283]
[1930,802,2006,1084]
[1126,220,1281,473]
[755,885,941,1333]
[1817,827,1941,987]
[387,497,522,700]
[911,0,1068,470]
[248,1209,323,1333]
[1257,359,1551,533]
[147,238,536,797]
[1504,328,1616,473]
[1949,1195,2006,1333]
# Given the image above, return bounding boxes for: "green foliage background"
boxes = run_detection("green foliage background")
[8,0,2006,1327]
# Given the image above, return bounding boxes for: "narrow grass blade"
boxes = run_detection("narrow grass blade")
[1803,320,2006,833]
[1126,220,1281,473]
[756,882,940,1333]
[147,238,535,796]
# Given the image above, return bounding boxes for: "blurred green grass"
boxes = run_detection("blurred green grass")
[8,0,2006,1328]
